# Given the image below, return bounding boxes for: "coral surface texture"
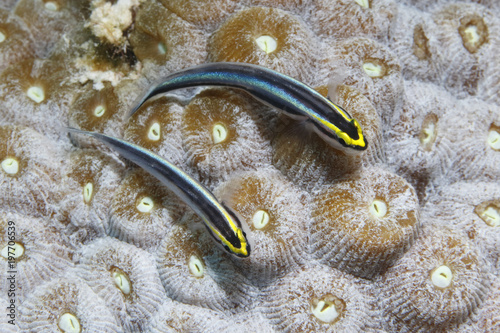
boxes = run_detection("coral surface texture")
[0,0,499,332]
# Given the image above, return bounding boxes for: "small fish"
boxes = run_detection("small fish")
[129,62,367,152]
[67,128,251,258]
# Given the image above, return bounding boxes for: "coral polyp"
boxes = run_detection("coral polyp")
[158,0,238,29]
[0,10,34,73]
[60,149,124,244]
[0,212,74,302]
[430,3,499,97]
[0,58,75,138]
[75,237,164,332]
[14,0,77,57]
[261,264,378,332]
[108,169,185,250]
[18,278,121,332]
[209,6,318,82]
[129,1,206,77]
[387,80,456,200]
[424,181,500,270]
[1,0,500,331]
[0,125,63,217]
[323,37,403,122]
[123,96,185,168]
[69,83,123,136]
[311,0,397,41]
[216,168,308,285]
[379,229,489,332]
[156,222,256,312]
[311,167,420,278]
[446,98,500,181]
[182,88,271,186]
[458,14,489,54]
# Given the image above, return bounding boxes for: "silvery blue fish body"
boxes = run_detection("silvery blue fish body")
[67,128,251,258]
[129,62,367,152]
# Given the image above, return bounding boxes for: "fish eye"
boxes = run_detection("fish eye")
[350,119,360,128]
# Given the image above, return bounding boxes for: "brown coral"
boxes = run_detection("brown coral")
[108,168,185,250]
[123,96,186,169]
[60,149,125,245]
[14,0,78,57]
[0,58,74,139]
[216,168,309,285]
[209,6,318,83]
[182,88,272,186]
[311,0,397,41]
[0,125,63,218]
[76,237,165,332]
[130,1,206,78]
[311,166,420,278]
[156,222,257,313]
[158,0,238,29]
[68,83,125,146]
[379,228,489,332]
[19,278,121,332]
[0,0,498,331]
[261,264,378,332]
[0,10,34,73]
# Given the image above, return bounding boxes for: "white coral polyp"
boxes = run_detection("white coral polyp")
[480,205,500,227]
[431,265,453,289]
[137,196,154,213]
[311,298,340,323]
[44,1,59,11]
[88,0,141,45]
[157,42,167,55]
[147,122,161,141]
[1,242,24,259]
[420,120,437,148]
[369,199,387,219]
[354,0,370,9]
[488,128,500,150]
[27,86,45,103]
[212,123,228,144]
[363,61,384,78]
[1,158,19,175]
[58,313,81,333]
[255,35,278,54]
[83,182,93,204]
[252,210,270,229]
[93,105,106,118]
[188,255,204,278]
[112,268,132,295]
[463,25,480,46]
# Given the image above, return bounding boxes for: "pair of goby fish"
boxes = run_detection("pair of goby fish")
[70,62,368,258]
